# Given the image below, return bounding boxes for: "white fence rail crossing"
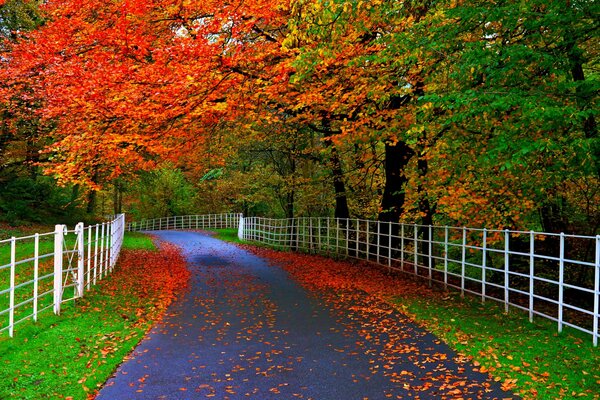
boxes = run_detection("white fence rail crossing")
[126,213,242,232]
[238,216,600,346]
[0,214,126,337]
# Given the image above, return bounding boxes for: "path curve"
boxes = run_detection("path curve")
[98,231,515,399]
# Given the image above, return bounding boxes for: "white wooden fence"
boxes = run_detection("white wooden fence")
[239,216,600,346]
[0,214,126,337]
[126,213,242,232]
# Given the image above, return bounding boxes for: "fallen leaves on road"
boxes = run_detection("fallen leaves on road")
[241,245,515,399]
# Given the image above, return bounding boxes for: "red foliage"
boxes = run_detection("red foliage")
[0,0,290,187]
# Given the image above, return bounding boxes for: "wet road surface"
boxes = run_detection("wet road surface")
[97,231,515,399]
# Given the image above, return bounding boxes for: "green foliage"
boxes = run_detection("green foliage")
[128,166,198,220]
[0,0,44,41]
[199,168,223,181]
[0,176,87,225]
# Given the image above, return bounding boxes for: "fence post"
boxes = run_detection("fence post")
[593,235,599,346]
[296,218,300,250]
[33,233,39,321]
[333,218,340,255]
[120,214,126,252]
[99,223,105,279]
[9,237,16,337]
[529,231,535,322]
[86,226,92,289]
[238,216,245,241]
[109,220,114,270]
[413,224,418,275]
[444,226,448,291]
[558,232,565,333]
[53,224,66,315]
[400,224,405,271]
[387,222,392,270]
[504,229,510,313]
[376,220,380,265]
[105,222,111,275]
[481,228,487,303]
[309,218,313,252]
[76,223,85,298]
[318,219,322,252]
[428,225,433,287]
[93,224,99,285]
[345,218,350,257]
[366,221,370,261]
[461,227,466,297]
[326,218,330,255]
[287,218,292,249]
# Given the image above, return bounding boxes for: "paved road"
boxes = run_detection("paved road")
[98,231,515,399]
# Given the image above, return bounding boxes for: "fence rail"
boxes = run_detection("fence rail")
[239,216,600,346]
[126,213,242,232]
[0,214,126,337]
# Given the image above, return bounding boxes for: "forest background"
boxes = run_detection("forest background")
[0,0,597,236]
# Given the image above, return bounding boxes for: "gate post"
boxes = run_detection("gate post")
[238,216,245,241]
[53,224,66,315]
[75,222,85,297]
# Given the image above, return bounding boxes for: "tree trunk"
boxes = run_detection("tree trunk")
[377,141,415,264]
[378,141,414,223]
[113,180,123,215]
[567,40,598,180]
[321,119,350,220]
[417,154,436,268]
[86,169,99,214]
[86,190,97,215]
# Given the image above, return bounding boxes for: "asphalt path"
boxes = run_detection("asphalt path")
[97,231,515,399]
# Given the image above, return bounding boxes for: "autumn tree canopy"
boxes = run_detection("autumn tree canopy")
[0,0,598,234]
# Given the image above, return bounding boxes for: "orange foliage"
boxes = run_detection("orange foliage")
[99,243,190,322]
[1,0,290,187]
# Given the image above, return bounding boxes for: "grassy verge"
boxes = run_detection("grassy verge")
[211,228,242,244]
[121,231,156,250]
[0,233,189,399]
[395,291,599,399]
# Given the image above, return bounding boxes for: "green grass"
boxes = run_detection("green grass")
[212,228,301,251]
[211,228,243,244]
[0,296,149,399]
[122,231,156,250]
[0,232,174,399]
[395,292,600,399]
